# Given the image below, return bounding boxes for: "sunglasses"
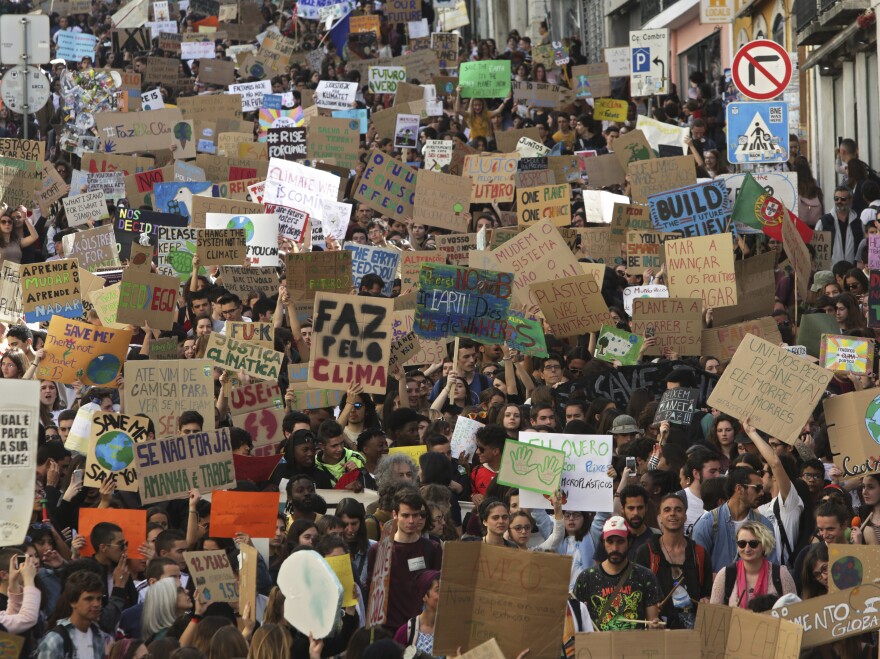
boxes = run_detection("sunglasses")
[834,197,850,202]
[743,483,763,492]
[352,403,364,409]
[736,539,761,549]
[467,411,488,420]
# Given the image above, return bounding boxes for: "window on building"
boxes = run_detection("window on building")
[677,31,722,100]
[772,14,785,47]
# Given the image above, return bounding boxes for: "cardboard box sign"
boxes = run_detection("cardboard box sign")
[697,603,802,658]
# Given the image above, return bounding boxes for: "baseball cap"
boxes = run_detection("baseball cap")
[602,516,629,539]
[290,429,316,446]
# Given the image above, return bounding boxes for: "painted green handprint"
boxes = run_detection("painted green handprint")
[509,446,537,475]
[537,455,562,485]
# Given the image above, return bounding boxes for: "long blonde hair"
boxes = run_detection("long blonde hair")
[248,623,293,659]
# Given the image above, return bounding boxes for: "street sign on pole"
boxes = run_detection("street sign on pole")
[0,15,51,65]
[630,29,669,96]
[726,101,790,164]
[1,66,51,115]
[731,40,792,101]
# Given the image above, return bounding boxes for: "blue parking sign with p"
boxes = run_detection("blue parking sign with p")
[633,48,650,73]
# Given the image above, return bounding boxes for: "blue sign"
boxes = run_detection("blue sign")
[414,263,513,344]
[648,180,729,237]
[726,101,789,164]
[332,109,368,134]
[632,48,650,73]
[56,32,98,62]
[344,244,400,296]
[261,94,283,110]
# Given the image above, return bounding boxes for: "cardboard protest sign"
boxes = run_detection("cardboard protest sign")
[625,229,676,274]
[308,293,394,395]
[434,543,571,658]
[0,631,25,657]
[40,317,132,386]
[229,381,285,456]
[628,156,696,204]
[517,183,571,227]
[204,333,283,381]
[820,334,874,374]
[210,491,280,538]
[125,359,215,437]
[415,264,512,344]
[811,230,832,271]
[824,388,880,477]
[511,81,575,108]
[586,360,718,411]
[308,116,360,171]
[136,429,235,504]
[77,508,147,558]
[205,213,279,267]
[95,108,184,154]
[62,225,120,272]
[769,587,872,649]
[412,170,471,233]
[85,284,128,330]
[392,310,450,366]
[0,138,44,162]
[576,631,701,658]
[654,387,699,426]
[344,244,400,297]
[696,604,802,658]
[226,322,274,350]
[437,233,477,266]
[505,308,548,357]
[0,380,40,547]
[196,229,247,266]
[531,273,611,336]
[0,157,39,210]
[666,234,737,309]
[701,317,783,363]
[463,152,518,204]
[782,212,811,300]
[458,60,510,98]
[116,269,178,330]
[388,331,421,373]
[219,266,279,301]
[707,334,832,444]
[286,251,352,299]
[36,162,70,214]
[0,262,22,324]
[184,550,239,603]
[492,219,582,307]
[400,251,447,290]
[594,325,643,365]
[517,431,613,512]
[498,438,565,496]
[631,298,702,356]
[870,271,880,328]
[581,153,626,190]
[354,150,417,219]
[147,337,178,360]
[648,180,729,236]
[20,260,82,323]
[827,544,880,593]
[712,252,777,326]
[115,206,189,259]
[85,412,151,492]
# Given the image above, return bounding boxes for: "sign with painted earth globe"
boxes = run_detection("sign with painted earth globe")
[95,430,135,472]
[865,393,880,443]
[227,215,254,242]
[85,354,122,385]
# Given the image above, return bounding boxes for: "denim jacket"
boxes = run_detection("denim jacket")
[692,503,779,569]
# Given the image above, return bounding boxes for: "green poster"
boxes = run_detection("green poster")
[459,60,511,99]
[595,324,644,366]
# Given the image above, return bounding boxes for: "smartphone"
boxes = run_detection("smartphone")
[646,325,656,338]
[14,555,26,569]
[73,469,84,486]
[626,457,636,471]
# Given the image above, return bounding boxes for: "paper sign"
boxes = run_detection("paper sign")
[518,431,614,512]
[666,234,737,308]
[622,284,669,316]
[210,491,280,537]
[204,333,284,381]
[433,543,571,658]
[344,243,400,296]
[325,553,357,607]
[315,80,358,110]
[708,334,832,444]
[57,31,97,61]
[116,269,178,330]
[631,298,702,356]
[85,412,151,493]
[820,334,874,374]
[505,308,548,357]
[415,264,512,344]
[184,550,239,602]
[77,508,147,558]
[369,66,407,94]
[0,380,39,547]
[308,292,394,395]
[40,317,132,386]
[265,158,341,220]
[125,359,215,437]
[451,415,483,462]
[136,429,235,504]
[228,80,272,112]
[20,260,82,323]
[498,438,565,495]
[595,325,643,365]
[593,98,628,121]
[648,180,729,236]
[459,60,510,98]
[532,273,611,336]
[205,212,279,267]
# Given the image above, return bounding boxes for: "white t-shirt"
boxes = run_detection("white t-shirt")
[71,626,97,658]
[683,487,705,537]
[759,485,804,566]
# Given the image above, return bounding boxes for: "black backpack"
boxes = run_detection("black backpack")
[723,562,783,605]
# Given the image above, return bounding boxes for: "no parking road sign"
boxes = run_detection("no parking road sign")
[732,40,792,100]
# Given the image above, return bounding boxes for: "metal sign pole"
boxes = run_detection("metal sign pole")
[20,17,30,141]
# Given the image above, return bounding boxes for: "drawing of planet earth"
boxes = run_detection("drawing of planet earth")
[95,431,134,472]
[227,215,254,242]
[831,555,863,590]
[865,393,880,444]
[86,354,121,385]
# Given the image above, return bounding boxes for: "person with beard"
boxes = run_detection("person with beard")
[692,466,778,572]
[366,490,442,634]
[675,449,724,537]
[284,474,320,523]
[573,516,662,631]
[594,485,659,563]
[635,494,712,629]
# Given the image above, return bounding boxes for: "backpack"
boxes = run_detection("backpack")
[34,625,74,659]
[723,562,783,605]
[647,537,707,588]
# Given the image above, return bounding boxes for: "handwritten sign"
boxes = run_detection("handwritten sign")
[85,413,151,492]
[0,380,39,547]
[40,316,132,386]
[125,359,215,437]
[184,550,239,602]
[204,333,283,382]
[116,269,178,330]
[631,298,702,356]
[820,334,874,374]
[20,260,81,323]
[413,170,471,232]
[498,438,565,496]
[531,273,611,336]
[344,244,400,296]
[517,183,571,228]
[354,149,417,219]
[594,325,643,366]
[648,180,729,236]
[666,234,737,309]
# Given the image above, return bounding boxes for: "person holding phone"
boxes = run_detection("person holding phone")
[0,552,41,634]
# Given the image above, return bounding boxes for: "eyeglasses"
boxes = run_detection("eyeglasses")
[220,308,240,316]
[474,445,485,453]
[111,540,129,550]
[802,472,823,481]
[543,364,561,371]
[834,196,850,202]
[812,565,828,578]
[845,283,861,291]
[563,512,583,519]
[0,220,11,225]
[510,525,531,532]
[736,539,761,549]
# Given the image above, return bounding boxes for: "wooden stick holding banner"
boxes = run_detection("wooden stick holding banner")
[452,337,460,374]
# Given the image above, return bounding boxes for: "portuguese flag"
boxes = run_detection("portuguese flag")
[731,173,814,243]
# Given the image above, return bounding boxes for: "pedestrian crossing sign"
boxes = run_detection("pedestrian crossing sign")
[726,101,789,164]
